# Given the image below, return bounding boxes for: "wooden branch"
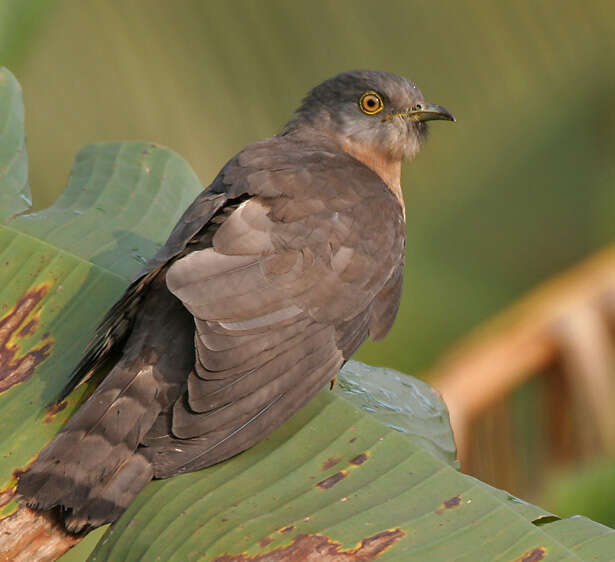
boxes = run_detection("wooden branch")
[555,303,615,454]
[0,504,79,562]
[428,245,615,462]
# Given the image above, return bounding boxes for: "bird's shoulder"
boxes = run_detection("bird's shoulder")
[225,135,401,204]
[166,136,407,328]
[148,135,400,269]
[208,136,405,256]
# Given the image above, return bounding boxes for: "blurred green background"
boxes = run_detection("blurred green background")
[2,0,614,526]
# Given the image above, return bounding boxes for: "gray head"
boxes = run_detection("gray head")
[282,70,454,161]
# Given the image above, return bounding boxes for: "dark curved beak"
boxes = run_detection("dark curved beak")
[407,102,455,123]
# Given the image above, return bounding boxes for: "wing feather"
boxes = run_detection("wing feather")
[187,319,332,412]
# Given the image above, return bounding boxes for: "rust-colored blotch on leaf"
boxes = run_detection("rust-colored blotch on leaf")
[0,461,39,517]
[213,529,405,561]
[321,457,342,471]
[0,284,53,393]
[435,495,462,514]
[258,537,273,549]
[43,401,67,424]
[316,471,348,490]
[349,453,368,466]
[516,547,547,562]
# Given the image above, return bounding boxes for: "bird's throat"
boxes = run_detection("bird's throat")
[340,140,405,219]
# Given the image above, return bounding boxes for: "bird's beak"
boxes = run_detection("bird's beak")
[406,102,455,123]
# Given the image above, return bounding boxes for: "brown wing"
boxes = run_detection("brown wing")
[141,144,406,477]
[58,136,326,398]
[59,182,229,398]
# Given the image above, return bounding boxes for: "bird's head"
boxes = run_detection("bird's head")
[283,70,454,163]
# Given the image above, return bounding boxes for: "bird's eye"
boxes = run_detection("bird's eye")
[359,91,384,115]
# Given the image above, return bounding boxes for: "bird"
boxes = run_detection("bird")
[17,70,454,532]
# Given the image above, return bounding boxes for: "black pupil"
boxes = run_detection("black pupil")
[366,97,377,108]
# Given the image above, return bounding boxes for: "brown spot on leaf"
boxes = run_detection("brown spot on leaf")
[0,459,37,515]
[258,537,273,548]
[321,457,341,471]
[516,547,547,562]
[316,471,348,490]
[18,320,37,338]
[349,453,368,466]
[435,495,462,514]
[213,528,405,561]
[0,285,53,393]
[349,438,357,444]
[279,525,294,534]
[12,468,25,481]
[444,496,461,508]
[43,401,67,424]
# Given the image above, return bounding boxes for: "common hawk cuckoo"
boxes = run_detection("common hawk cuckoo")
[18,70,454,531]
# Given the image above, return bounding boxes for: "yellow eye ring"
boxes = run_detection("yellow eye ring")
[359,91,384,115]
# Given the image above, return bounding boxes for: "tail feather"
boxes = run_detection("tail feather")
[58,274,154,401]
[18,359,161,531]
[64,453,153,532]
[18,279,195,531]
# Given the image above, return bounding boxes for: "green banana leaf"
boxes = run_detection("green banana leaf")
[0,68,30,220]
[1,67,613,561]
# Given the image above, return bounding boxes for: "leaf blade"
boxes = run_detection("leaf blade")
[0,67,30,221]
